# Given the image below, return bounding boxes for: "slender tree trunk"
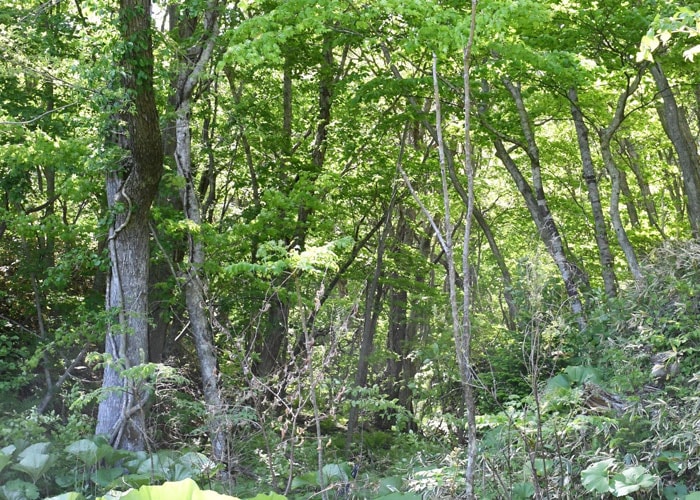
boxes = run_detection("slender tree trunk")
[487,128,586,328]
[96,0,164,451]
[460,8,478,492]
[595,71,645,284]
[473,207,517,328]
[569,87,617,297]
[650,62,700,238]
[617,169,639,227]
[498,80,587,328]
[346,190,395,450]
[171,0,226,462]
[620,138,663,236]
[256,36,339,376]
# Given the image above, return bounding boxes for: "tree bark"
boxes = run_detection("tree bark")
[595,72,644,284]
[346,193,395,450]
[617,168,639,228]
[473,206,517,329]
[482,81,587,329]
[255,36,339,376]
[96,0,164,451]
[171,0,226,462]
[650,62,700,238]
[568,87,617,297]
[620,138,663,236]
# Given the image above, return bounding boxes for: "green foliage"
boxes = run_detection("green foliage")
[581,458,658,497]
[0,434,218,499]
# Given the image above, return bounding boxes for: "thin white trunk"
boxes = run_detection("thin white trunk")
[461,2,478,496]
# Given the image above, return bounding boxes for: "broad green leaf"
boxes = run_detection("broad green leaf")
[66,438,99,466]
[546,374,571,390]
[377,476,403,495]
[565,365,600,385]
[581,459,615,494]
[0,479,40,500]
[375,493,422,500]
[291,471,319,490]
[511,482,535,500]
[0,450,11,474]
[12,447,53,483]
[112,478,244,500]
[44,494,86,500]
[91,467,125,487]
[322,462,349,482]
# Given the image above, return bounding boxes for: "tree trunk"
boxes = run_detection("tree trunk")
[595,71,645,284]
[482,81,586,328]
[568,87,617,297]
[504,81,588,318]
[620,138,663,236]
[617,168,639,228]
[650,62,700,238]
[255,36,339,375]
[96,0,164,451]
[346,196,394,449]
[171,0,226,462]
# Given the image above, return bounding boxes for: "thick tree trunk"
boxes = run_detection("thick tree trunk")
[569,87,617,297]
[650,62,700,238]
[96,0,164,451]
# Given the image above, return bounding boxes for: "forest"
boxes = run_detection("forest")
[1,0,700,498]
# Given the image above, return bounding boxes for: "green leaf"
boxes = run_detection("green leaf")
[322,463,349,482]
[565,365,600,385]
[11,443,53,483]
[91,467,125,487]
[612,466,658,496]
[44,494,86,500]
[291,471,319,490]
[0,450,11,474]
[0,479,40,500]
[375,493,422,500]
[511,482,535,499]
[546,374,571,390]
[377,476,403,495]
[581,458,615,494]
[108,478,245,500]
[66,439,99,466]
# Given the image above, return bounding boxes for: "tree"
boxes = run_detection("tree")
[95,0,164,451]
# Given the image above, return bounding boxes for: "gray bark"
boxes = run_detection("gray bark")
[569,87,617,297]
[596,72,644,285]
[172,0,226,462]
[650,62,700,238]
[620,138,663,236]
[346,197,393,449]
[485,81,587,329]
[96,0,164,451]
[618,168,639,228]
